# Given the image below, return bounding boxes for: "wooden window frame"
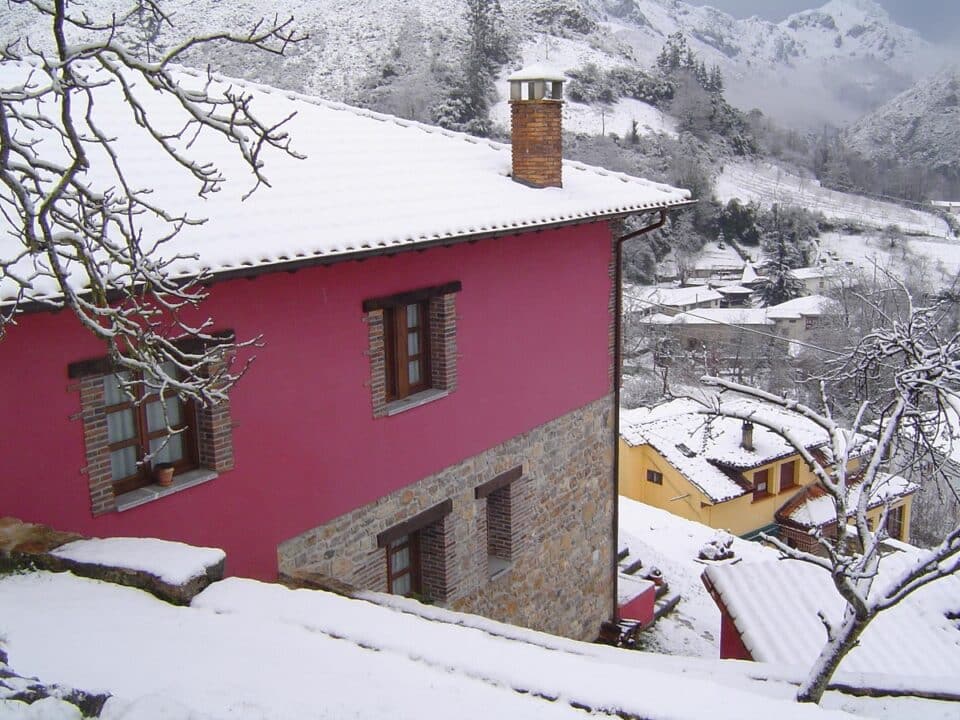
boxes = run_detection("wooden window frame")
[105,374,198,495]
[752,468,770,501]
[365,282,461,417]
[384,301,431,402]
[385,532,422,596]
[70,334,235,515]
[885,504,905,541]
[646,469,664,485]
[377,500,453,600]
[779,460,797,493]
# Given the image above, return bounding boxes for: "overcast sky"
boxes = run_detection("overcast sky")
[687,1,958,43]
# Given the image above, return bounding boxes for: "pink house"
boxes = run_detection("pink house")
[0,66,689,640]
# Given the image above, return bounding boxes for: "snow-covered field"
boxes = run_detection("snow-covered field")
[817,231,960,281]
[716,161,951,238]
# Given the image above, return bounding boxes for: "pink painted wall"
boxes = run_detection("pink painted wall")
[2,223,613,579]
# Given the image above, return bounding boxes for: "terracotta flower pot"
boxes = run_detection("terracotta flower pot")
[154,463,175,487]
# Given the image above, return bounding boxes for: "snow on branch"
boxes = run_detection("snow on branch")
[0,0,306,409]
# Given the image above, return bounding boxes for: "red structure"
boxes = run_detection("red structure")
[617,582,656,627]
[4,225,611,579]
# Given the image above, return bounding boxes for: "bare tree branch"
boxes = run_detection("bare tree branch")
[1,0,306,413]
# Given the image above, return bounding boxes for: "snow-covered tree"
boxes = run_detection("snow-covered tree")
[699,287,960,704]
[756,205,811,305]
[0,0,304,411]
[432,0,512,135]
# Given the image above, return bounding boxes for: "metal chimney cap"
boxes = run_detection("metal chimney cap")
[508,64,566,83]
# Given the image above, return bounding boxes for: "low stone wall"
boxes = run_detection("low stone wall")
[0,517,223,605]
[278,395,616,641]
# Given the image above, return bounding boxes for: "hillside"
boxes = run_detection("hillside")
[715,161,950,237]
[843,65,960,199]
[1,0,952,129]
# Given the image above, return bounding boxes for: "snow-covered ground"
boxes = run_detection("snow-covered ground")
[1,518,956,718]
[2,570,867,720]
[716,161,951,238]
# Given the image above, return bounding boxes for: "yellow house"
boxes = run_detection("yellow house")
[619,398,916,545]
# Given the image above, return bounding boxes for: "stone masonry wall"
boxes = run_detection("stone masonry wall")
[277,395,615,641]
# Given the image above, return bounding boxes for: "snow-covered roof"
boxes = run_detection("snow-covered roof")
[0,61,690,305]
[625,285,723,312]
[702,552,960,689]
[667,308,772,327]
[789,267,837,281]
[776,473,918,528]
[741,263,760,285]
[0,570,872,719]
[765,295,835,319]
[714,284,753,295]
[617,496,780,658]
[620,397,831,503]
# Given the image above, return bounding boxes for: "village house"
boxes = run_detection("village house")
[0,64,690,640]
[637,295,834,373]
[789,266,840,295]
[764,294,834,340]
[931,200,960,215]
[624,284,723,318]
[619,398,916,544]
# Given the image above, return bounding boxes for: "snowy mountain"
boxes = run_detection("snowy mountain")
[591,0,946,128]
[843,65,960,198]
[0,0,946,125]
[1,0,951,132]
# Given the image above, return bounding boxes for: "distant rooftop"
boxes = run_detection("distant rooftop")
[620,397,834,503]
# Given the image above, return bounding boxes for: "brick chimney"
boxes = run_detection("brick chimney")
[741,421,754,451]
[509,65,565,188]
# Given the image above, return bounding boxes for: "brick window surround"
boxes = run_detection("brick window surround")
[364,281,460,418]
[377,499,455,601]
[475,465,530,576]
[70,349,235,517]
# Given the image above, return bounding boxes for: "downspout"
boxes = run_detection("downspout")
[610,207,668,622]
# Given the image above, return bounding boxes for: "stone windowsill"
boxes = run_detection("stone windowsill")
[385,388,449,416]
[488,555,513,581]
[115,468,219,512]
